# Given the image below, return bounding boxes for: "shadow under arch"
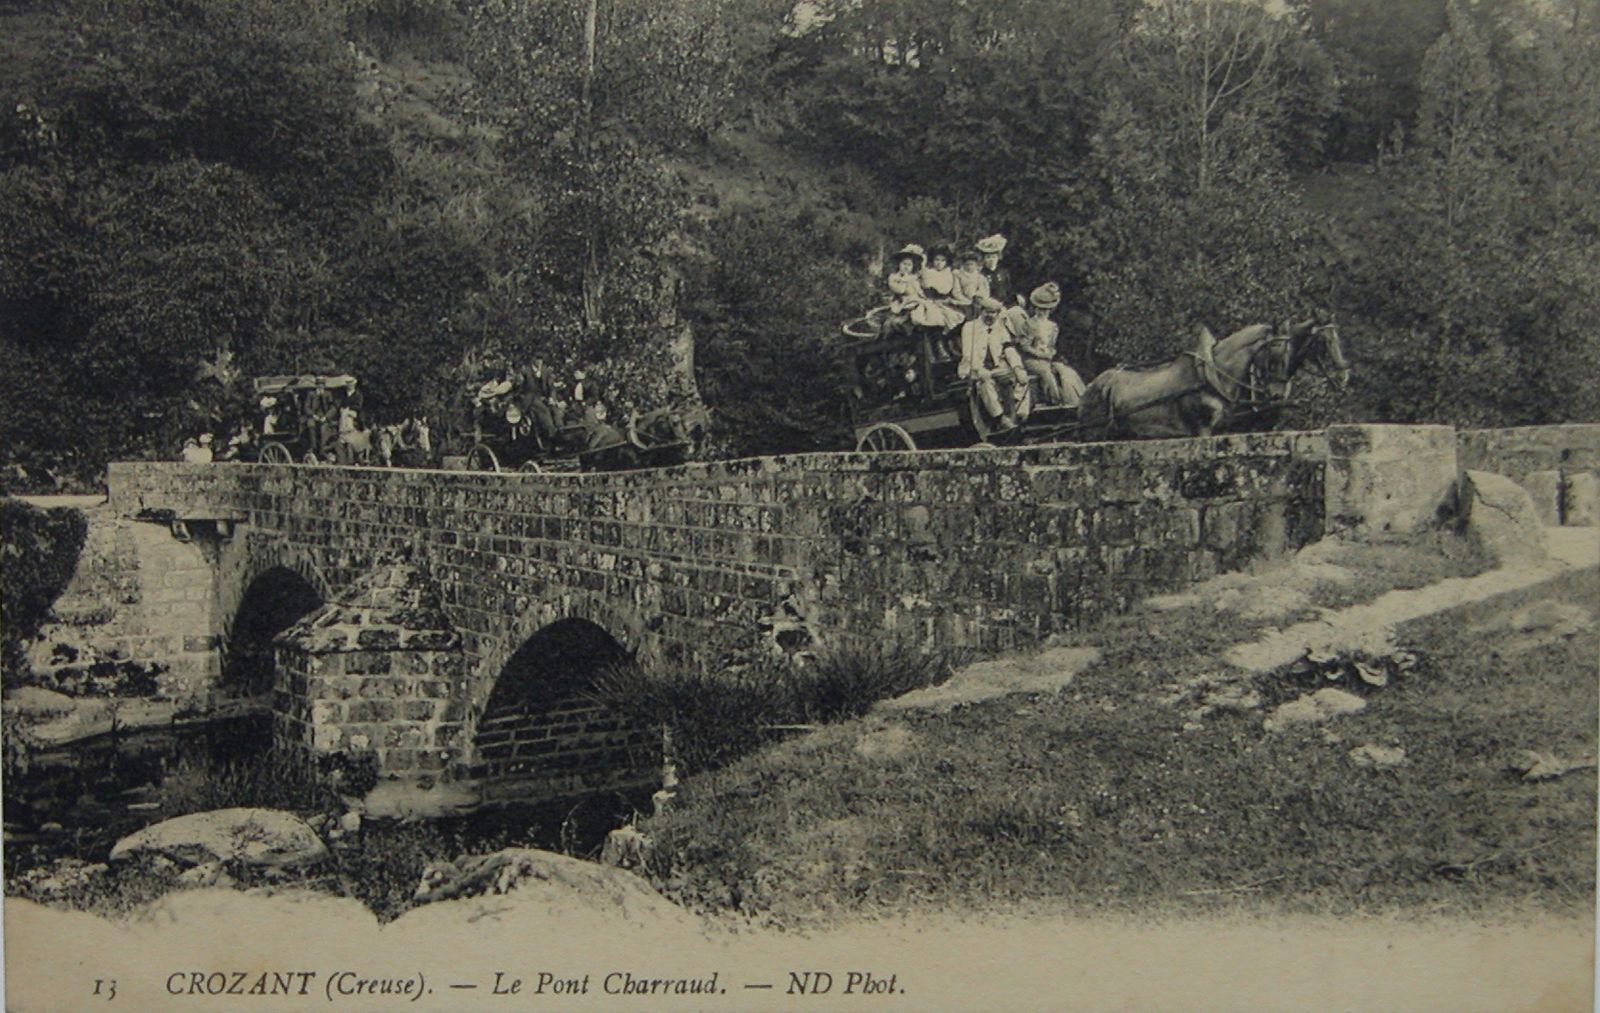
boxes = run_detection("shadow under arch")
[222,566,322,697]
[471,618,658,806]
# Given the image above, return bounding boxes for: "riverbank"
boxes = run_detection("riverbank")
[641,533,1597,927]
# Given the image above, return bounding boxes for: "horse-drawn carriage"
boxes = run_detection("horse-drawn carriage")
[253,374,361,464]
[841,311,1349,451]
[462,376,709,473]
[843,326,1079,451]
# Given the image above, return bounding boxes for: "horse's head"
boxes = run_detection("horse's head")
[1253,327,1295,401]
[1291,311,1350,389]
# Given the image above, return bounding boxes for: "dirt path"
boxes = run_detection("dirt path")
[1226,528,1597,673]
[887,529,1598,714]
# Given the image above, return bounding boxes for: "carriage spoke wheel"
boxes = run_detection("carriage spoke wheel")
[258,442,292,465]
[466,444,501,473]
[516,460,542,474]
[856,422,916,452]
[302,451,320,465]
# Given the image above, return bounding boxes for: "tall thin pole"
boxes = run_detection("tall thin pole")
[580,0,602,328]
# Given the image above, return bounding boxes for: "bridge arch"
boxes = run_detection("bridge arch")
[469,617,659,805]
[220,564,322,698]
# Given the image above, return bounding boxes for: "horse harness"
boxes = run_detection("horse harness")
[1103,327,1294,426]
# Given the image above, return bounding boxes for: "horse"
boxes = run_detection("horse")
[1078,314,1348,439]
[334,406,374,465]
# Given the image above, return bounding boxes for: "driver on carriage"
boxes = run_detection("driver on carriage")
[959,297,1030,431]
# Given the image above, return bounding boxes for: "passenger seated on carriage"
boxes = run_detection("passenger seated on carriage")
[1005,283,1086,408]
[219,422,256,462]
[919,245,962,359]
[976,233,1016,308]
[950,248,989,319]
[959,297,1030,431]
[886,243,963,347]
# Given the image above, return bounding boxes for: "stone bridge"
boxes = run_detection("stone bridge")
[95,423,1598,805]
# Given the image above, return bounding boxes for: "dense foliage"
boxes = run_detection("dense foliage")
[1,0,1595,478]
[0,499,87,681]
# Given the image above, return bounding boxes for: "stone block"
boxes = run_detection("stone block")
[1565,471,1600,527]
[1324,424,1456,537]
[1460,469,1550,566]
[1520,470,1562,526]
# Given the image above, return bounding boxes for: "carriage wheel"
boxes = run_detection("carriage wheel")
[302,451,320,465]
[259,442,292,465]
[466,444,501,473]
[516,460,542,474]
[856,423,916,452]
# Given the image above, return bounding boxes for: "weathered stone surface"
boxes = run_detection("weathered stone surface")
[1349,744,1406,768]
[1565,472,1600,527]
[875,646,1101,714]
[1263,688,1366,733]
[2,687,76,717]
[1460,470,1550,566]
[1324,424,1456,537]
[411,847,669,914]
[1457,424,1600,485]
[109,808,327,868]
[93,423,1600,802]
[1519,470,1563,526]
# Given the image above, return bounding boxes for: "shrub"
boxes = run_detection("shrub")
[593,640,957,776]
[153,751,345,818]
[1,499,87,684]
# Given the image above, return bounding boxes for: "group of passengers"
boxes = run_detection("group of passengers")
[880,233,1085,431]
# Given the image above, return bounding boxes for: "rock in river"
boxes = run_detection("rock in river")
[109,808,327,869]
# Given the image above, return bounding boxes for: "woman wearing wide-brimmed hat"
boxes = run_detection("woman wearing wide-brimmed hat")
[975,233,1016,308]
[1008,282,1085,407]
[886,243,963,332]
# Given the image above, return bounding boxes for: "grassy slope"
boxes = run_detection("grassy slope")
[643,541,1597,928]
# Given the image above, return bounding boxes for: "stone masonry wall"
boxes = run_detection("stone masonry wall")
[109,430,1331,779]
[1456,424,1600,525]
[25,505,225,711]
[473,691,659,805]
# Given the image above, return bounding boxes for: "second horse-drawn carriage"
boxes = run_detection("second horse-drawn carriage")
[253,374,361,464]
[462,373,710,473]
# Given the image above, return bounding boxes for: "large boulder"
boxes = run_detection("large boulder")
[1460,469,1550,567]
[109,808,327,869]
[407,848,686,930]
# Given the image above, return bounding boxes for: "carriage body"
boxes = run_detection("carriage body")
[252,374,360,464]
[843,329,1079,452]
[463,386,708,474]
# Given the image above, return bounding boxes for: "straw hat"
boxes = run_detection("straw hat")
[1029,283,1062,310]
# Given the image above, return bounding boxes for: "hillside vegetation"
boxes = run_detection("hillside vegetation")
[3,0,1598,486]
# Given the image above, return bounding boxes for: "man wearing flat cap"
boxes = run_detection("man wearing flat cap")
[975,234,1015,308]
[1007,282,1086,407]
[959,296,1030,430]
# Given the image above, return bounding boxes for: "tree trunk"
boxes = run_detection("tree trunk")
[581,0,602,329]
